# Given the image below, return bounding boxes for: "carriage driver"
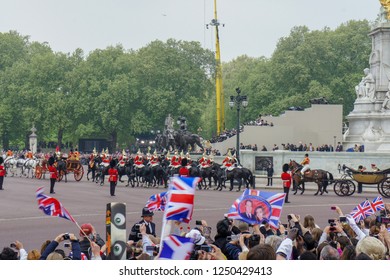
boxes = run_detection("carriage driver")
[300,153,310,177]
[6,150,13,158]
[26,150,33,159]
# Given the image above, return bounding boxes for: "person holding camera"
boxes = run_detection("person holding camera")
[79,223,105,260]
[129,207,156,243]
[39,233,81,260]
[8,240,28,260]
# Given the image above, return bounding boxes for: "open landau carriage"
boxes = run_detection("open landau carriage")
[35,157,84,182]
[335,164,390,198]
[59,159,84,182]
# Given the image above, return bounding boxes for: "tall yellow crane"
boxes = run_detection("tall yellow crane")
[209,0,225,135]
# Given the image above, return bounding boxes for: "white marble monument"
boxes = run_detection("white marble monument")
[344,2,390,151]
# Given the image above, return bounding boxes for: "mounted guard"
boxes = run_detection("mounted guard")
[149,150,159,167]
[134,149,145,168]
[170,150,181,168]
[118,149,127,168]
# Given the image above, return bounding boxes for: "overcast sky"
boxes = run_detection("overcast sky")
[0,0,380,62]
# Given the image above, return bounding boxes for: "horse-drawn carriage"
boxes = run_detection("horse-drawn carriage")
[35,158,84,181]
[57,159,84,182]
[335,165,390,198]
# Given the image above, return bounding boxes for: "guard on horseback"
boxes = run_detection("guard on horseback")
[198,152,209,169]
[169,150,181,168]
[134,150,145,168]
[149,150,159,167]
[222,150,234,171]
[117,149,127,168]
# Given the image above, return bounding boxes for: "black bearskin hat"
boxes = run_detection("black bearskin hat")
[282,163,289,173]
[110,159,116,168]
[181,157,188,167]
[48,156,55,166]
[0,157,3,164]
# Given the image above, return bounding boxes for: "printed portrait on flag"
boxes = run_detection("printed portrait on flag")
[227,189,285,229]
[238,196,271,224]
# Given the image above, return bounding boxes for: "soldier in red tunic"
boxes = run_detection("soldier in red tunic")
[108,160,118,196]
[0,157,5,190]
[150,151,159,167]
[170,151,181,168]
[134,150,144,168]
[48,156,58,194]
[281,163,291,203]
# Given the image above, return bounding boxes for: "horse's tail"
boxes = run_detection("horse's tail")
[323,171,333,188]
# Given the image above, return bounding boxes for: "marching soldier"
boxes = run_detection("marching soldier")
[48,156,58,194]
[108,159,118,196]
[0,157,5,190]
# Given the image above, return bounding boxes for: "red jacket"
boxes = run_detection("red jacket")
[281,172,291,188]
[108,168,118,182]
[0,165,5,177]
[48,165,58,179]
[179,167,189,177]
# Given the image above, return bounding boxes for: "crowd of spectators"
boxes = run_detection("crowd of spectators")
[245,117,274,127]
[2,204,390,261]
[209,126,243,144]
[227,142,345,153]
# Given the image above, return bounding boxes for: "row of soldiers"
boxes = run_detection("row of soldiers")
[87,147,238,170]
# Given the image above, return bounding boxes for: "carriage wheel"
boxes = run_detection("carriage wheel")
[74,165,84,182]
[334,180,355,196]
[379,178,390,198]
[35,166,42,179]
[344,180,356,196]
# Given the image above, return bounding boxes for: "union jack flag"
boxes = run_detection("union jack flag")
[369,196,385,212]
[227,189,286,229]
[145,192,167,212]
[350,200,375,222]
[159,234,194,260]
[36,187,76,223]
[164,177,201,223]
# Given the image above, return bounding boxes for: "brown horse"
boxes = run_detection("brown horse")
[289,160,334,195]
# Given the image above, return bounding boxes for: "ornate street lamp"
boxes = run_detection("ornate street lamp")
[229,88,248,162]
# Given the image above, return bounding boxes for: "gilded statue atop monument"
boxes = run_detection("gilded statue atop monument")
[380,0,390,20]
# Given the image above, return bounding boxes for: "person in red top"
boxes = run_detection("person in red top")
[108,160,118,196]
[281,163,291,203]
[48,157,58,194]
[179,158,190,177]
[0,157,5,190]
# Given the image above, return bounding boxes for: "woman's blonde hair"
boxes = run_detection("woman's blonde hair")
[27,249,41,260]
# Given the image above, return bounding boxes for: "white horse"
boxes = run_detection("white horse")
[16,158,26,176]
[22,158,38,178]
[4,156,18,177]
